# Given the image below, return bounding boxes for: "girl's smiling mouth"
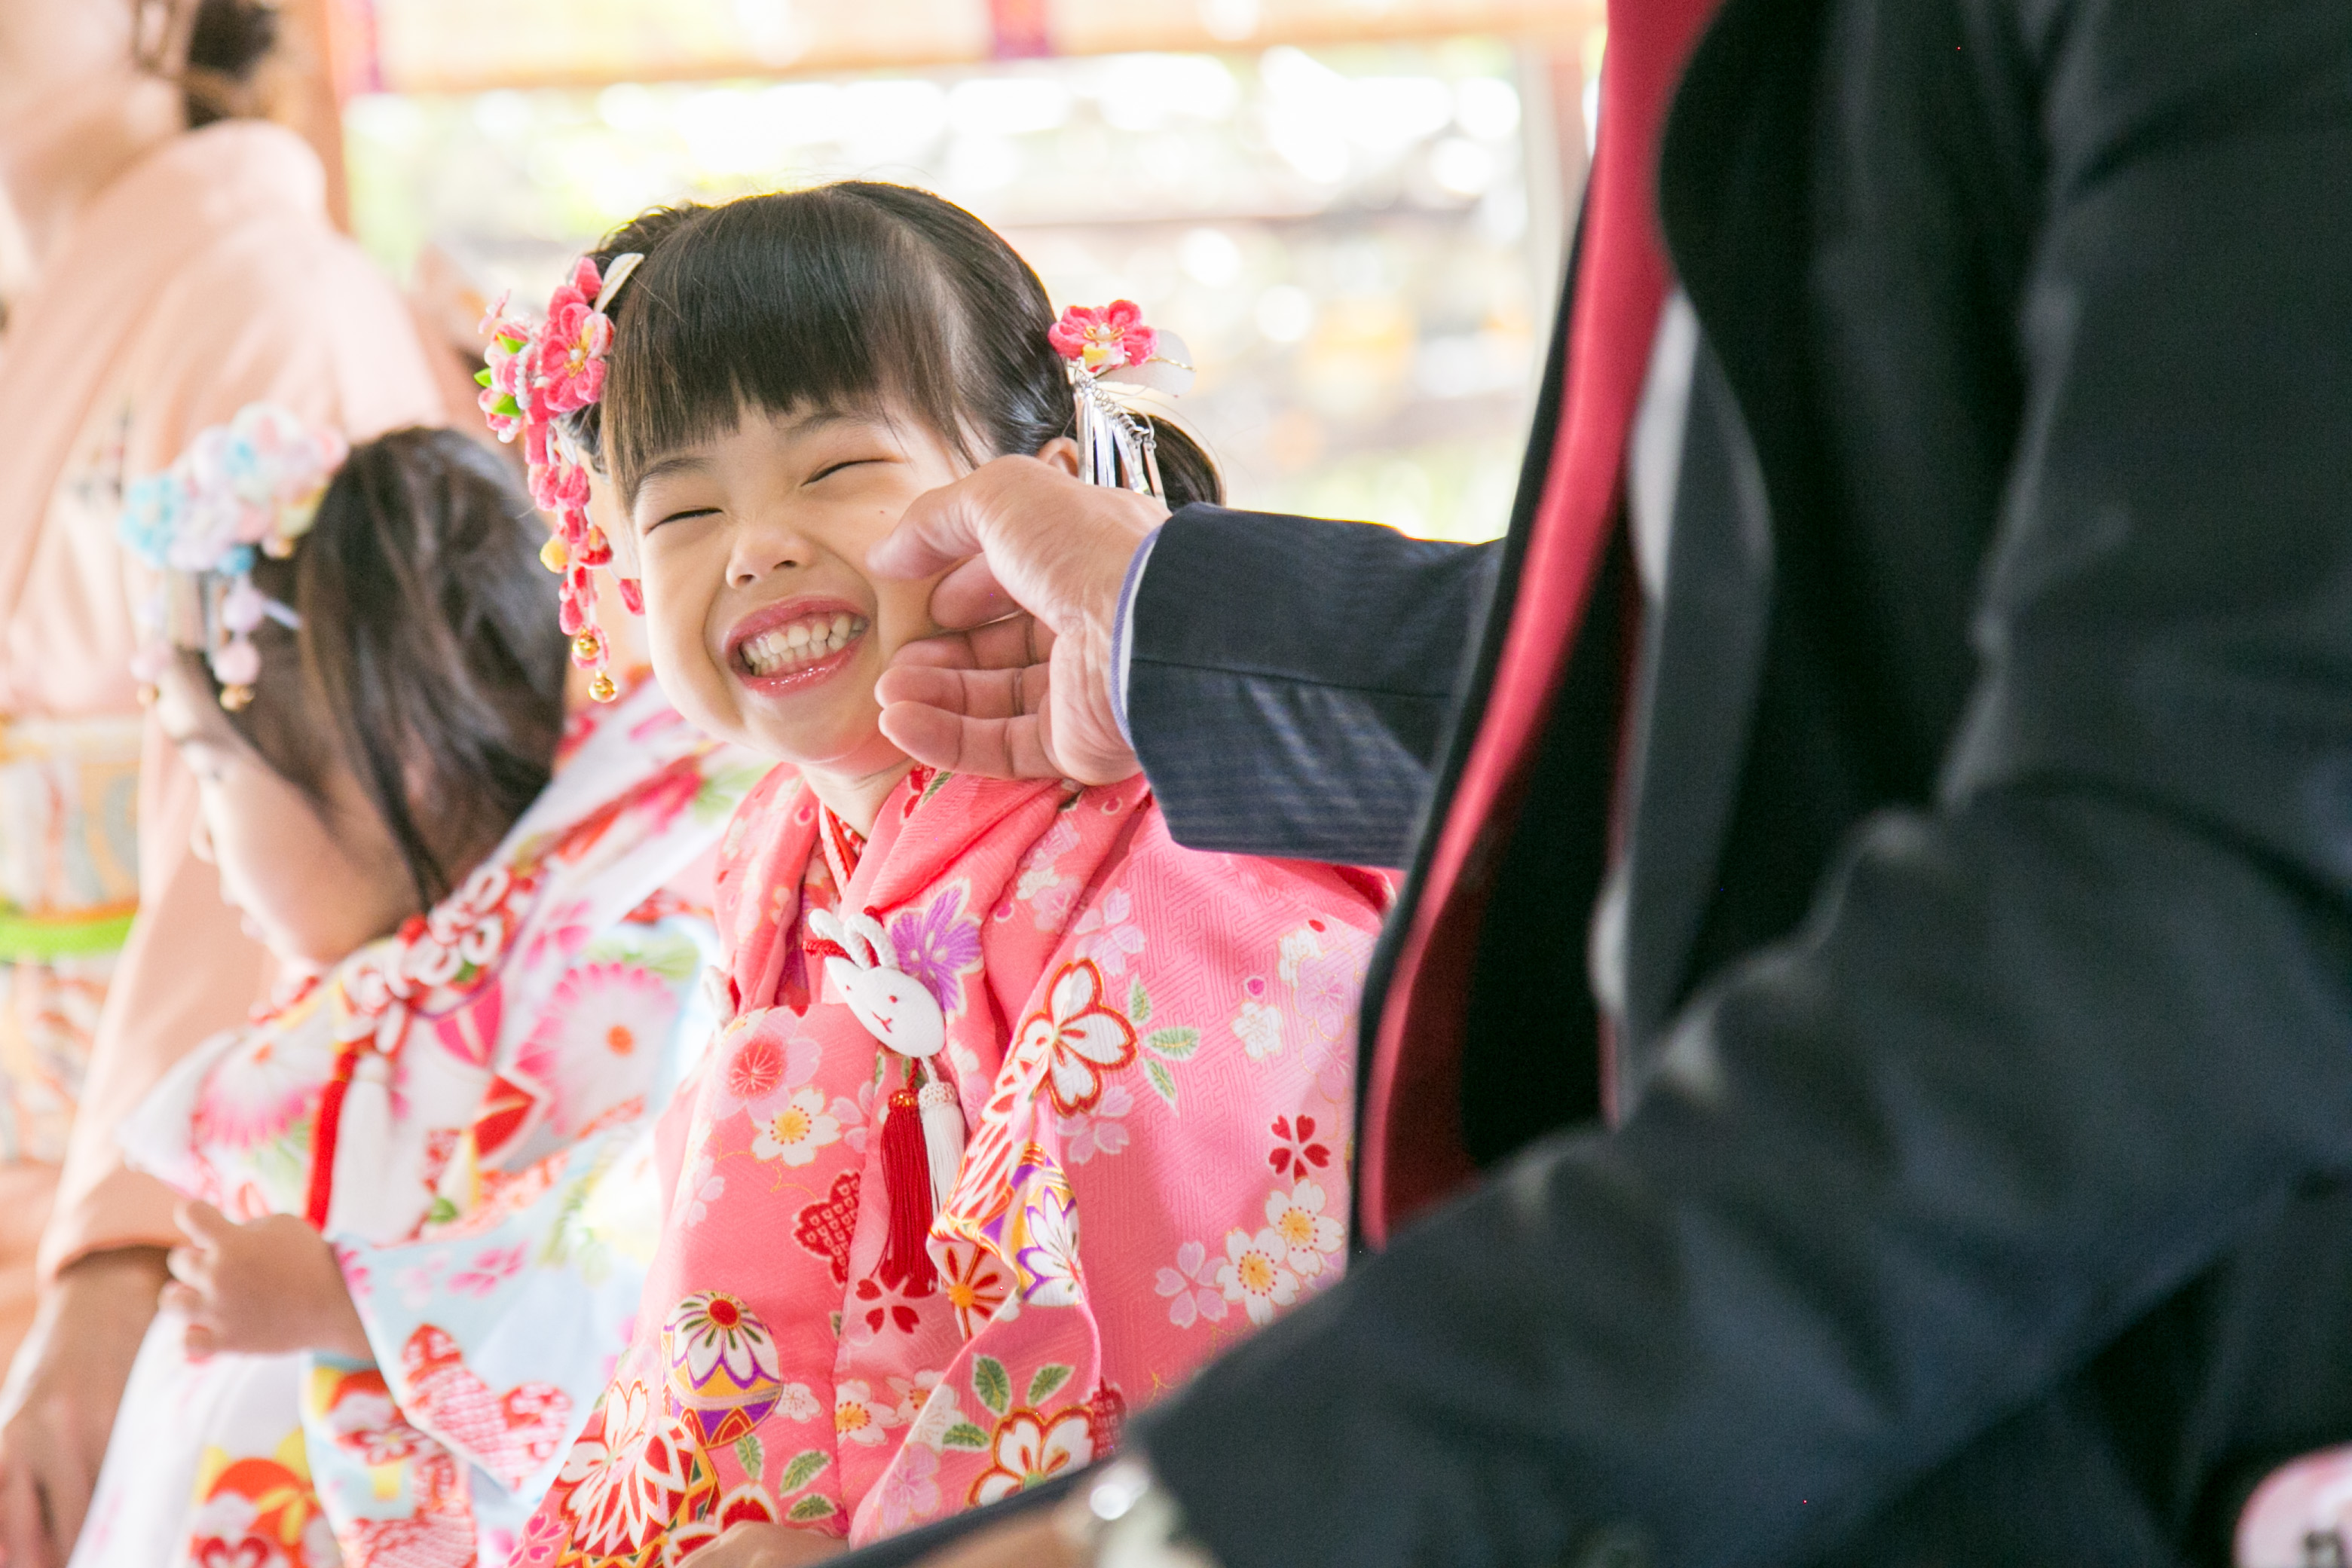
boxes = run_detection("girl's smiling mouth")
[725,597,873,692]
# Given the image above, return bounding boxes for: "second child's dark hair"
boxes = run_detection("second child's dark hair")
[185,429,569,909]
[601,182,1219,509]
[182,0,279,128]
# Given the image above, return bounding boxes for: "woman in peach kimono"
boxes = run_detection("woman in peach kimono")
[0,0,442,1556]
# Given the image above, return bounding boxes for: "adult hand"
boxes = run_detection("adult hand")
[163,1202,369,1362]
[687,1522,846,1568]
[870,456,1162,785]
[0,1246,168,1568]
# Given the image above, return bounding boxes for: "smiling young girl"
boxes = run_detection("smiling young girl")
[503,185,1387,1562]
[69,415,763,1568]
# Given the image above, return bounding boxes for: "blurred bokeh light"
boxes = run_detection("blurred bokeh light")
[338,0,1599,540]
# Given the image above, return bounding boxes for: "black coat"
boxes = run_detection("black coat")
[847,0,2352,1562]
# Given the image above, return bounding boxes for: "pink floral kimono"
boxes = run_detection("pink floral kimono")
[69,683,770,1568]
[528,767,1387,1563]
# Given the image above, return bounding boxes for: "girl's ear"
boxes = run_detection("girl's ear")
[1035,436,1084,478]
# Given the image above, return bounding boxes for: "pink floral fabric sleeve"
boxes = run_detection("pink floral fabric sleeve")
[531,768,1386,1562]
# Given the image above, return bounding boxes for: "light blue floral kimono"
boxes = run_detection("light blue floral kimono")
[70,681,770,1568]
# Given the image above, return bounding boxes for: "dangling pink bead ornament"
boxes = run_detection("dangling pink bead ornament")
[213,635,261,711]
[476,249,647,702]
[219,577,269,635]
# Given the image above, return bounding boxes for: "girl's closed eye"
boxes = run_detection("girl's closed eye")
[647,505,720,533]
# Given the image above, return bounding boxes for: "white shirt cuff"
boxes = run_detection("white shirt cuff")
[1110,526,1161,748]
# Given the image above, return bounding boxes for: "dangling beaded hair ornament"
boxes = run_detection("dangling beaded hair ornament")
[1048,300,1196,496]
[476,252,646,702]
[118,402,347,711]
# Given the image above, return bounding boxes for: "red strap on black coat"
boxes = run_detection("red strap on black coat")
[1356,0,1723,1243]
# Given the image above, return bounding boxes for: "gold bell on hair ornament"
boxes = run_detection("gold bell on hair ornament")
[210,600,267,713]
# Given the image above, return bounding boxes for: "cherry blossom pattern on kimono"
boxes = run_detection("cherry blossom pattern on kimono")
[527,765,1384,1562]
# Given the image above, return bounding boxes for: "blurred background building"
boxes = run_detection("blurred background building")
[316,0,1598,540]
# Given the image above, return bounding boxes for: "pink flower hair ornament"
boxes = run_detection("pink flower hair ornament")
[1049,301,1195,498]
[476,251,646,702]
[118,402,347,711]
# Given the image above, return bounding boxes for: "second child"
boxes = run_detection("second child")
[72,416,765,1568]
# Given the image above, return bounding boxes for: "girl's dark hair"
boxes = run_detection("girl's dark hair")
[186,428,569,909]
[182,0,279,129]
[600,182,1219,509]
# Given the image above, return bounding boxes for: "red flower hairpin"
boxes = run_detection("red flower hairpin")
[1050,301,1194,498]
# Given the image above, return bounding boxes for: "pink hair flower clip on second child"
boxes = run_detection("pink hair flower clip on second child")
[1051,300,1195,498]
[476,251,645,702]
[118,402,347,711]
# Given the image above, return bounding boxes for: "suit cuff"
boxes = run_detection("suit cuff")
[1111,525,1161,747]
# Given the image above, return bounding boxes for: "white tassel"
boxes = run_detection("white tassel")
[917,1076,965,1212]
[332,1051,397,1239]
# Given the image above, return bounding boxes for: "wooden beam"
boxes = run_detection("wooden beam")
[365,0,1601,95]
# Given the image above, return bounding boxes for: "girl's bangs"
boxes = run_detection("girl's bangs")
[604,191,968,499]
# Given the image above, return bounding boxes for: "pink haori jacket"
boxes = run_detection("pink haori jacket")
[528,766,1388,1561]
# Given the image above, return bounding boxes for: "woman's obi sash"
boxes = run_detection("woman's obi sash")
[0,714,144,1162]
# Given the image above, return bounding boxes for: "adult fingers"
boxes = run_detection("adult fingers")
[868,476,992,582]
[924,556,1020,632]
[876,665,1029,723]
[879,683,1064,780]
[884,634,982,674]
[877,705,1051,780]
[891,618,1054,680]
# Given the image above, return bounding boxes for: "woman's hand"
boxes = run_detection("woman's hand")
[871,456,1161,786]
[687,1523,846,1568]
[162,1202,370,1362]
[0,1246,168,1568]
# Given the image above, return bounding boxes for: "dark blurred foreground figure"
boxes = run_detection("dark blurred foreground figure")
[841,0,2352,1563]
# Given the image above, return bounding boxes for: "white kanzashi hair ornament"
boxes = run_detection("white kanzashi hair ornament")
[1048,301,1196,497]
[118,402,347,711]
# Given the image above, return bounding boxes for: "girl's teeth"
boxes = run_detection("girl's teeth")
[741,613,869,677]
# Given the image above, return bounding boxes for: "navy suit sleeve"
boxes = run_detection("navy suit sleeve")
[1126,503,1497,867]
[1129,2,2352,1566]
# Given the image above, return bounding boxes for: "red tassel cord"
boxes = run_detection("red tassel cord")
[877,1075,940,1296]
[304,1041,364,1229]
